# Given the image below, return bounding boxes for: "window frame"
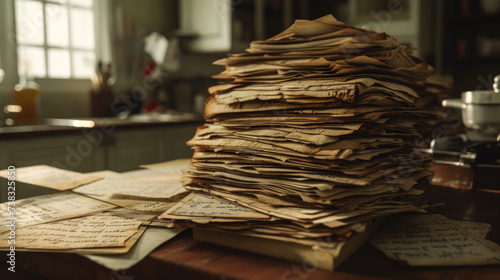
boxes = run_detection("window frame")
[0,0,112,95]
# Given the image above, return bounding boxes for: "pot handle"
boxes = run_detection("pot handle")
[442,98,464,109]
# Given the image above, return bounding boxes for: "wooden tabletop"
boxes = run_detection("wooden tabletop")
[1,185,499,280]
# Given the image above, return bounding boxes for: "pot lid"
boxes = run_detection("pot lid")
[462,75,500,104]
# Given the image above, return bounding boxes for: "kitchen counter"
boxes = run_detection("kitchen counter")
[0,113,204,138]
[1,184,499,280]
[0,114,204,191]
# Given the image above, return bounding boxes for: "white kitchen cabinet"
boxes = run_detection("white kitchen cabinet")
[106,127,166,172]
[179,0,232,52]
[106,123,197,172]
[178,0,294,53]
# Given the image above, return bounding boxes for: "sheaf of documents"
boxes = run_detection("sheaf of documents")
[0,165,102,190]
[369,214,500,266]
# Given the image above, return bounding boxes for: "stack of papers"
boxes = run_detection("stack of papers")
[165,15,439,252]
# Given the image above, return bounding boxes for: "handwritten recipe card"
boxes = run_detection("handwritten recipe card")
[369,214,500,266]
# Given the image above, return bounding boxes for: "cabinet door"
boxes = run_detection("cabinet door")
[163,123,199,160]
[106,123,200,172]
[106,128,165,172]
[179,0,231,52]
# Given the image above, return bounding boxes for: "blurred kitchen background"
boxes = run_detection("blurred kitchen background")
[0,0,499,120]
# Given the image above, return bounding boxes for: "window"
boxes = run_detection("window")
[0,0,110,95]
[15,0,96,79]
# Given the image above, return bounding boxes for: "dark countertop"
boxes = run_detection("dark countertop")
[0,114,204,138]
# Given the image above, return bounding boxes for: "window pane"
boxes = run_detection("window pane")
[70,8,94,49]
[45,4,69,47]
[18,46,46,77]
[48,48,71,78]
[69,0,92,7]
[15,0,45,45]
[72,51,95,78]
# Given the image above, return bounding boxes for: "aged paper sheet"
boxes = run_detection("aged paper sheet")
[1,225,149,255]
[160,193,270,220]
[73,175,187,200]
[140,158,192,175]
[0,214,142,249]
[369,214,500,266]
[0,165,102,190]
[81,227,185,271]
[85,170,121,178]
[0,192,116,233]
[87,169,190,207]
[112,201,178,214]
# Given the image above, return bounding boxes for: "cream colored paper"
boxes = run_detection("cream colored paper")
[140,158,192,175]
[73,175,188,200]
[0,165,102,190]
[83,194,145,208]
[115,201,179,213]
[0,214,142,249]
[369,214,500,266]
[161,193,270,219]
[81,227,185,271]
[1,225,148,255]
[81,171,147,207]
[85,170,121,178]
[0,192,116,233]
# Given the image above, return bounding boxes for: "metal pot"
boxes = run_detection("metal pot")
[442,75,500,133]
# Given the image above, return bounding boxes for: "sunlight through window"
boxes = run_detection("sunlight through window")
[15,0,96,79]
